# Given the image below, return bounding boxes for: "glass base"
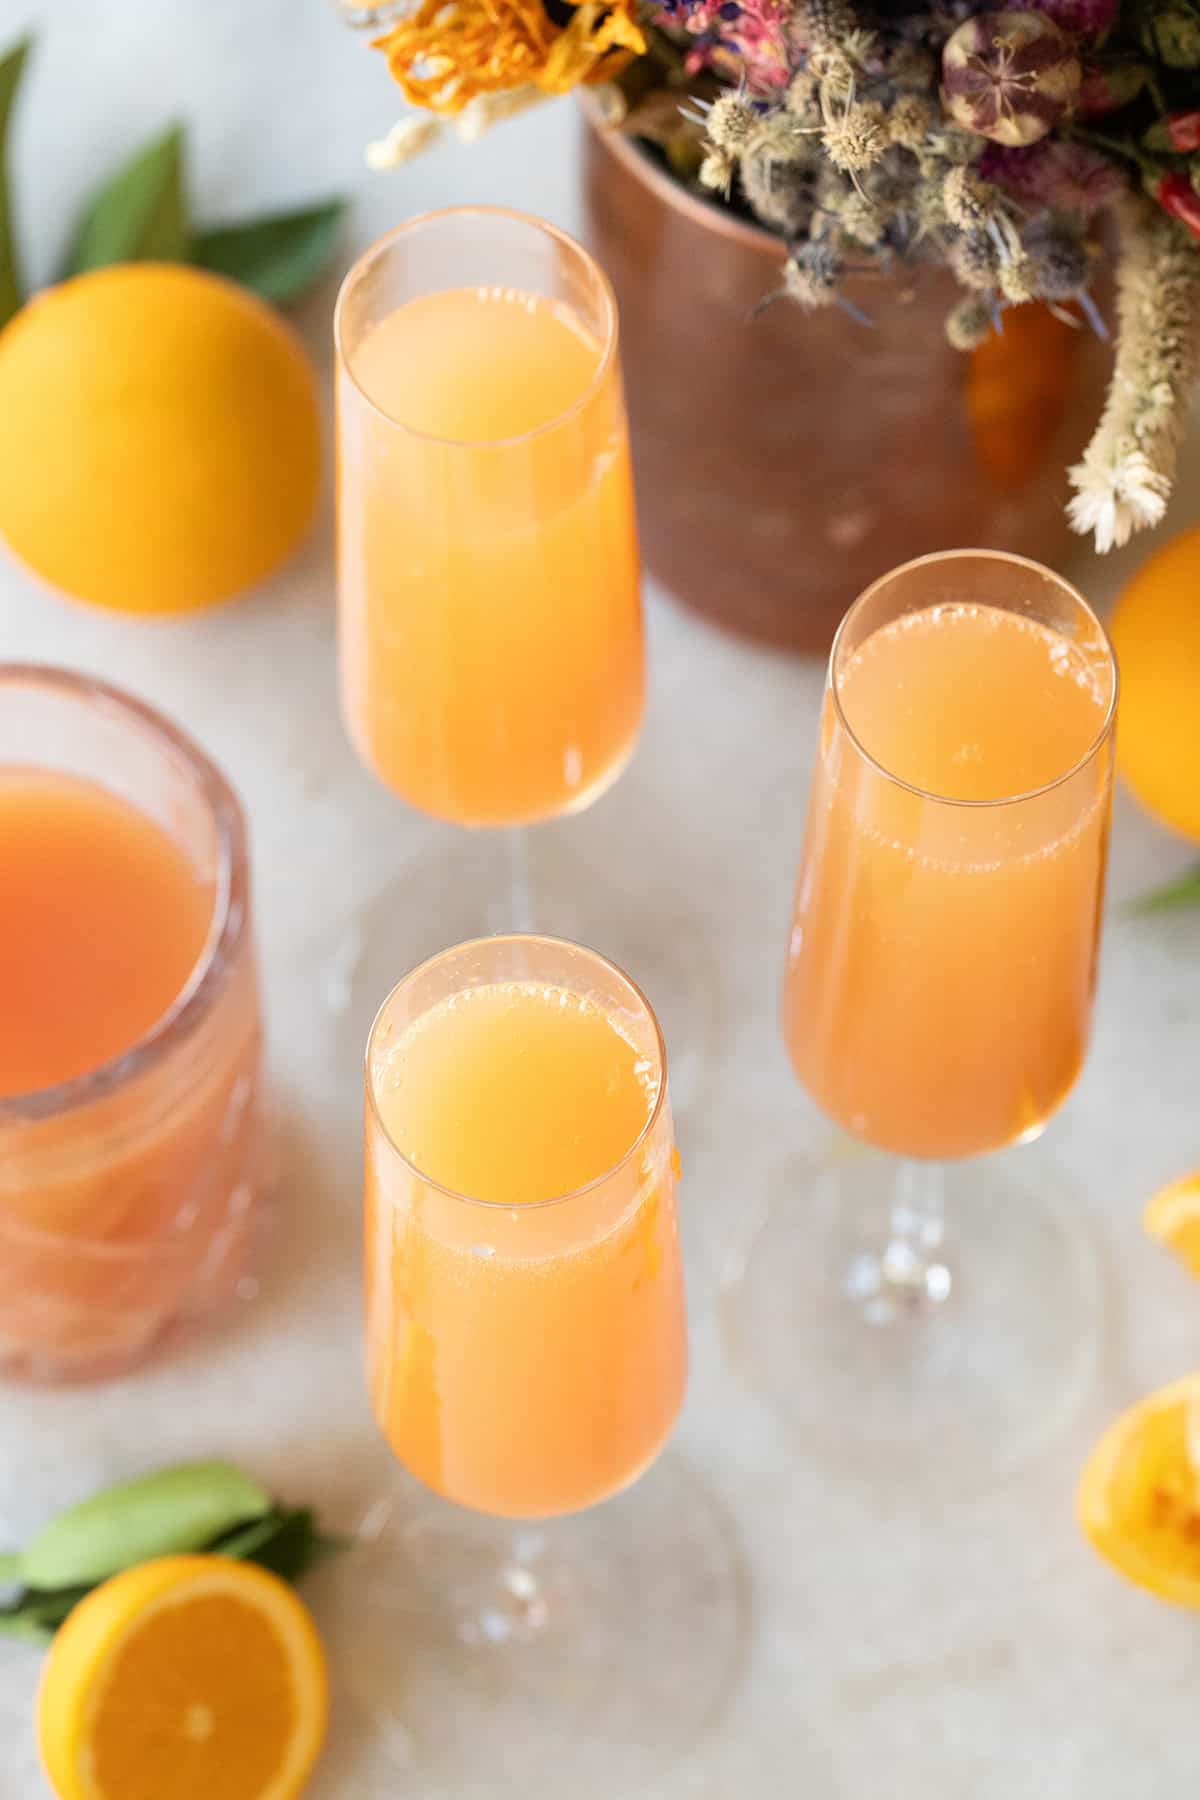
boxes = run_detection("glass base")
[721,1139,1104,1487]
[324,832,721,1113]
[307,1456,744,1798]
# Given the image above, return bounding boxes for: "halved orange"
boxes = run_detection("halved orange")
[37,1554,329,1800]
[1144,1170,1200,1276]
[1078,1374,1200,1608]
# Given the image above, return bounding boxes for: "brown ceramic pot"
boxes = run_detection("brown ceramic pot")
[580,102,1113,654]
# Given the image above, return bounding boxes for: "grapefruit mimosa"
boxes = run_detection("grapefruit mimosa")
[0,668,268,1382]
[366,962,685,1519]
[339,276,641,827]
[725,552,1118,1479]
[322,936,735,1798]
[784,598,1113,1161]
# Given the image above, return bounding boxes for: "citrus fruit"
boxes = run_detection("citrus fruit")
[37,1554,329,1800]
[1078,1374,1200,1608]
[0,264,320,614]
[1108,527,1200,842]
[1144,1169,1200,1276]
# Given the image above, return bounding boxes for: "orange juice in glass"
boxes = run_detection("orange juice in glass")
[724,553,1118,1480]
[0,666,269,1382]
[338,262,641,829]
[318,936,734,1797]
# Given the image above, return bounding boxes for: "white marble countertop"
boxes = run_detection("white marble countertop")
[2,2,1199,1794]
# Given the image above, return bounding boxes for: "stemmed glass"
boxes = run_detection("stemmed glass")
[315,934,737,1796]
[724,551,1119,1480]
[333,207,718,1090]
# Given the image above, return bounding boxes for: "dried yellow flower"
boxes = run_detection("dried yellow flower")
[373,0,644,114]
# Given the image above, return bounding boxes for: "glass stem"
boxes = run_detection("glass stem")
[504,827,535,934]
[849,1159,952,1323]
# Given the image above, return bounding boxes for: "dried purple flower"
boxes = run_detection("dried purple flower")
[980,139,1126,213]
[1076,58,1148,118]
[941,11,1081,147]
[1026,0,1118,39]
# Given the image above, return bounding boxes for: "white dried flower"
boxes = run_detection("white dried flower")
[699,147,737,195]
[1069,195,1200,550]
[456,85,542,142]
[366,114,443,168]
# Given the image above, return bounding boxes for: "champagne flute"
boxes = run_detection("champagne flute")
[315,935,738,1795]
[724,551,1118,1480]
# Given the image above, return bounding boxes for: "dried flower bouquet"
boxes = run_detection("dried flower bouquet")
[350,0,1200,549]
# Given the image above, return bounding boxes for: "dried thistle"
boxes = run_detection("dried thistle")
[823,100,887,175]
[783,237,844,306]
[998,255,1039,302]
[741,138,817,231]
[785,69,820,118]
[950,226,1004,289]
[706,91,758,151]
[803,0,857,53]
[888,95,936,153]
[809,47,857,103]
[838,188,886,245]
[1019,215,1090,299]
[942,165,1001,231]
[946,294,995,348]
[1069,195,1200,550]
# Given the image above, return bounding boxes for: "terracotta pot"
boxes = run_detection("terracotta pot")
[579,102,1113,654]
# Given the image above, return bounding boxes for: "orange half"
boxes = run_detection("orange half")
[1144,1170,1200,1276]
[37,1554,329,1800]
[1078,1374,1200,1609]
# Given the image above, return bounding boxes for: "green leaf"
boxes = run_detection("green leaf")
[213,1507,346,1584]
[0,1582,91,1645]
[61,122,189,278]
[193,199,347,305]
[0,37,32,330]
[208,1509,291,1563]
[1127,864,1200,916]
[0,1610,52,1646]
[20,1460,271,1590]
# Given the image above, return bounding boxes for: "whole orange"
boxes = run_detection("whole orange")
[0,263,320,614]
[1109,527,1200,842]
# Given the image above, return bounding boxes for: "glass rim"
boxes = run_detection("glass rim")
[365,932,669,1213]
[0,663,248,1124]
[333,204,620,450]
[828,549,1119,810]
